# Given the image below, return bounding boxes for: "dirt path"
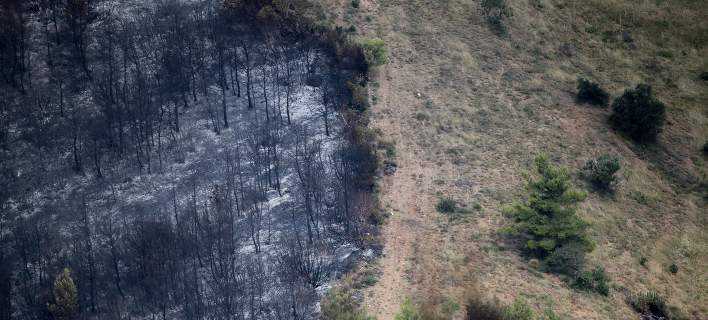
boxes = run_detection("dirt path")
[363,74,430,318]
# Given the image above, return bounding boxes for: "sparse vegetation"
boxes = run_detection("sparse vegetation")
[465,295,562,320]
[394,298,422,320]
[582,154,621,192]
[609,84,666,143]
[576,78,609,106]
[322,285,374,320]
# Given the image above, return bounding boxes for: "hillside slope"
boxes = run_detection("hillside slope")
[322,0,707,319]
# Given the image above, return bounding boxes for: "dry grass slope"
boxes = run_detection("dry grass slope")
[319,0,706,319]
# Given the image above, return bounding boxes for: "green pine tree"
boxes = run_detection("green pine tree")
[48,268,79,320]
[502,154,592,260]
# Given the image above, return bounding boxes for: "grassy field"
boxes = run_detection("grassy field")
[320,0,706,318]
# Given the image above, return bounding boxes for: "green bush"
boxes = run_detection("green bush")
[542,242,587,277]
[576,78,609,106]
[503,298,534,320]
[360,38,388,67]
[502,154,591,261]
[351,0,360,9]
[668,263,679,274]
[321,286,374,320]
[582,154,620,192]
[609,84,666,143]
[573,266,610,296]
[436,197,458,214]
[395,298,422,320]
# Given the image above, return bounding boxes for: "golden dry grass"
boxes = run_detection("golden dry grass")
[321,0,707,318]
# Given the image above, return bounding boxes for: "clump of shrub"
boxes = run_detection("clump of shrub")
[321,285,374,320]
[395,298,421,320]
[609,84,666,143]
[351,0,360,9]
[360,38,388,67]
[572,266,610,296]
[347,80,370,111]
[576,78,609,106]
[465,295,562,320]
[436,197,458,214]
[480,0,512,35]
[668,263,679,274]
[581,154,621,192]
[628,291,670,320]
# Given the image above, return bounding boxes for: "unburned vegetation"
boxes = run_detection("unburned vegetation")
[318,0,707,319]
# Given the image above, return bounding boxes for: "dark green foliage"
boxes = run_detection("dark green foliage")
[481,0,512,35]
[628,291,669,320]
[582,154,621,192]
[436,197,458,213]
[542,242,587,277]
[702,141,708,155]
[360,38,388,67]
[700,71,708,81]
[573,266,610,296]
[668,263,678,274]
[609,84,666,143]
[466,296,506,320]
[351,0,360,9]
[502,155,591,260]
[639,256,648,267]
[576,78,609,106]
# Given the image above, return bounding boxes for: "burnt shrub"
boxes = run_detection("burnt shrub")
[582,154,621,192]
[609,84,666,143]
[576,78,609,106]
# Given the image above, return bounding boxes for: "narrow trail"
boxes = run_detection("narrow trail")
[361,39,448,319]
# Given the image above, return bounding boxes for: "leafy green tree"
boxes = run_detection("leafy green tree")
[48,268,79,320]
[502,155,592,259]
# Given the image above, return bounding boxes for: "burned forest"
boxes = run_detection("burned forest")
[0,0,378,319]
